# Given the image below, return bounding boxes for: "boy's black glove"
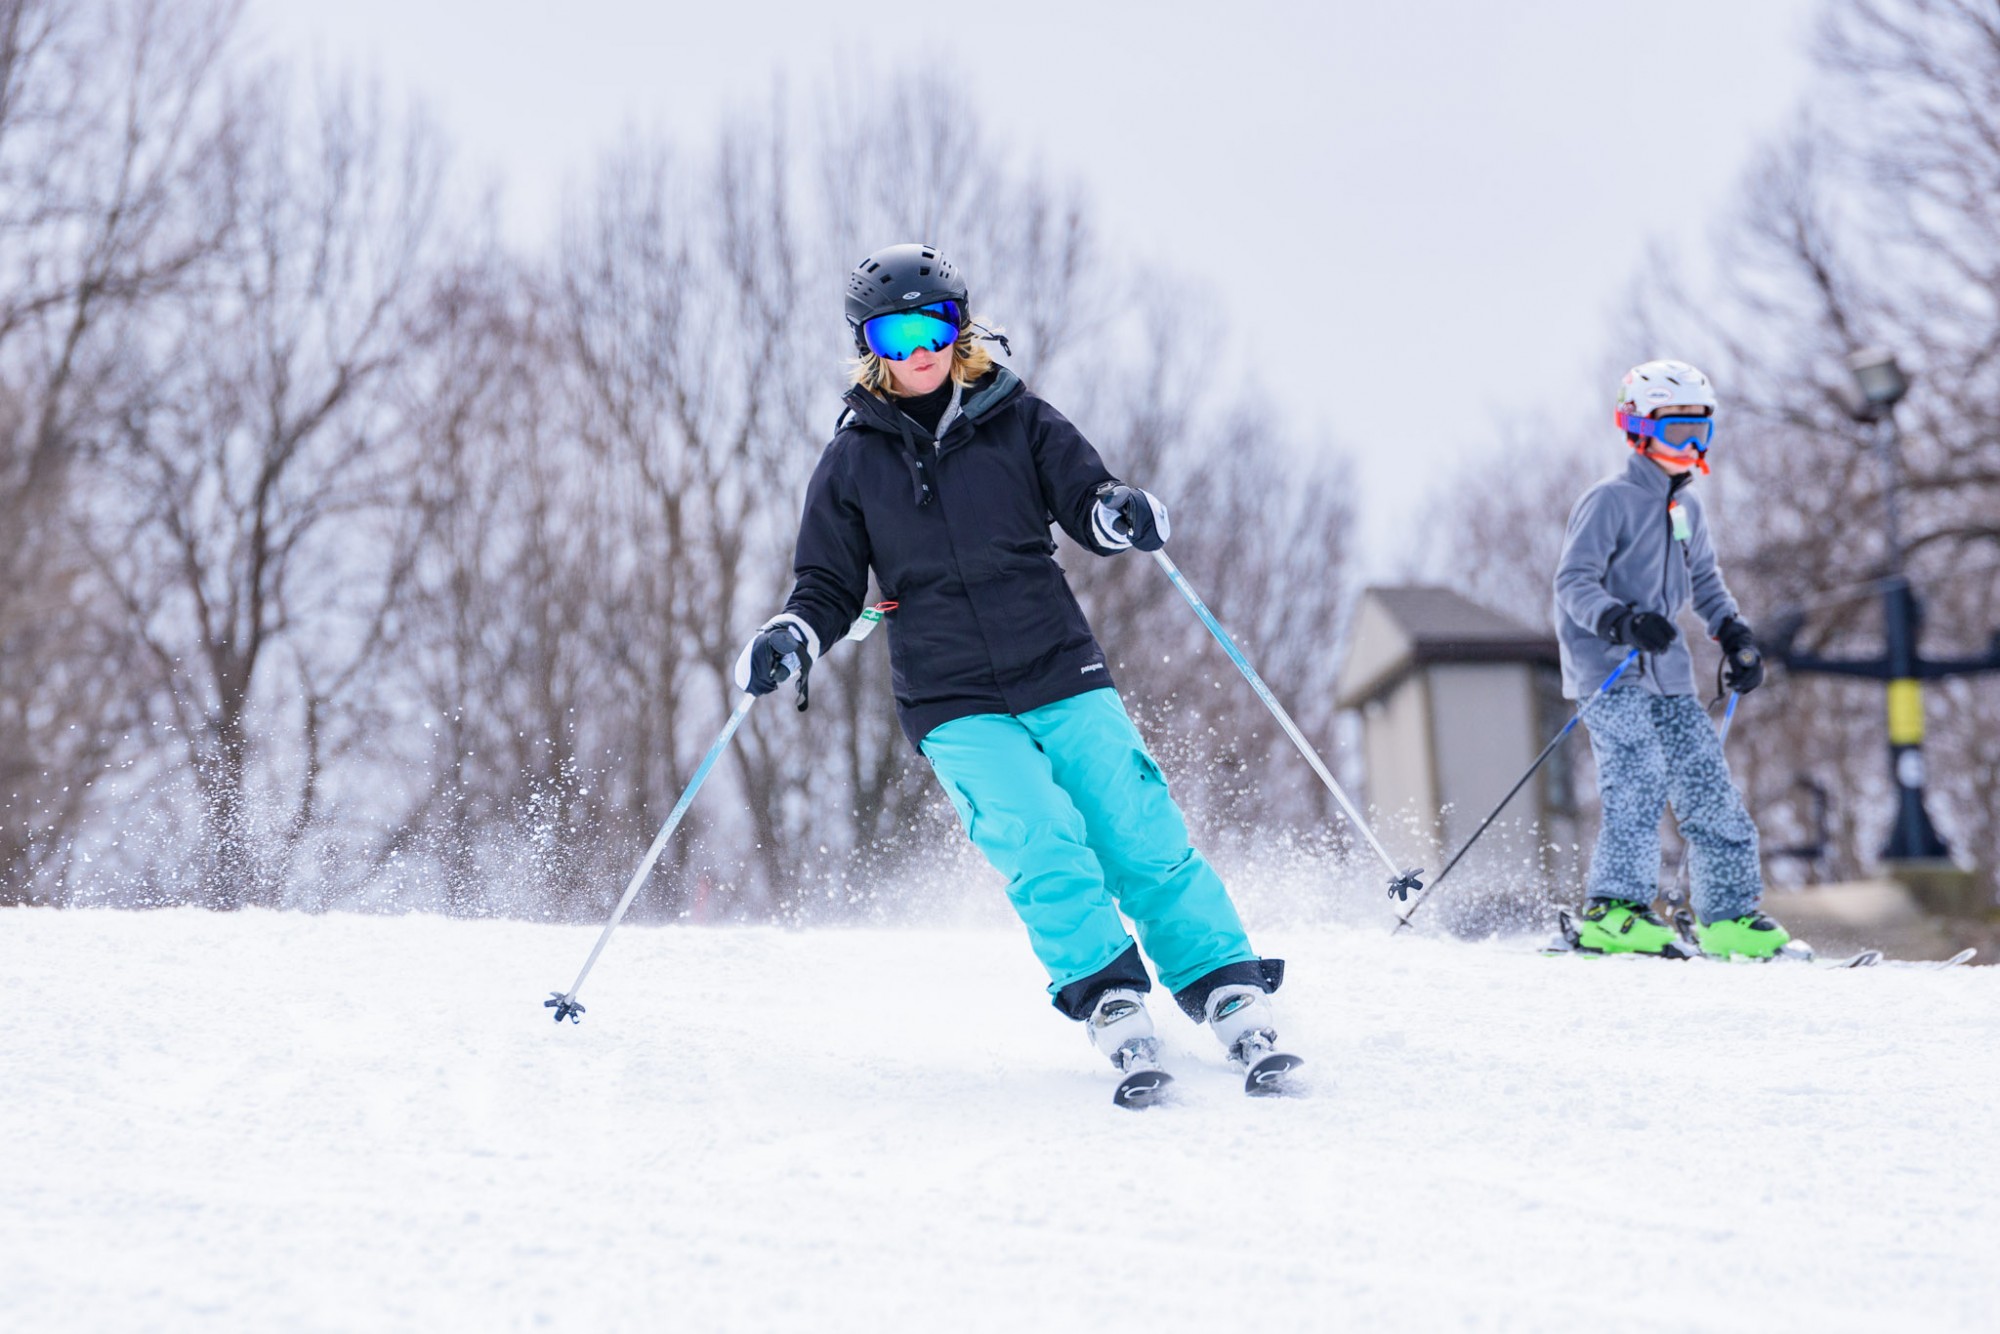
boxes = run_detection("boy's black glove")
[1598,604,1678,653]
[1717,617,1765,694]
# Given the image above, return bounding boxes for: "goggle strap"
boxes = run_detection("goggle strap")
[866,302,960,331]
[968,321,1011,357]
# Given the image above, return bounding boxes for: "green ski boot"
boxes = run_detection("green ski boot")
[1571,898,1688,956]
[1696,911,1792,960]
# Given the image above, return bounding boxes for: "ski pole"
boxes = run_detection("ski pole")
[1392,648,1641,933]
[1150,549,1424,901]
[545,602,897,1023]
[1658,690,1739,941]
[545,692,757,1023]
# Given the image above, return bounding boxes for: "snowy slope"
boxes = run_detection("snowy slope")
[3,908,1996,1333]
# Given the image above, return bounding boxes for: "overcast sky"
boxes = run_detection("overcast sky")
[248,0,1823,567]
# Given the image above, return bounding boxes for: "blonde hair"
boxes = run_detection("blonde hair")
[849,318,1000,396]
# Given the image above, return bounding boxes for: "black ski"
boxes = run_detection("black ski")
[1244,1051,1305,1096]
[1113,1067,1174,1109]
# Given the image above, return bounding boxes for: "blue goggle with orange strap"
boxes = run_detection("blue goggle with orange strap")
[862,301,961,361]
[1618,410,1715,472]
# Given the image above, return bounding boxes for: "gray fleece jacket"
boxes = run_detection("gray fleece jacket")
[1552,453,1739,699]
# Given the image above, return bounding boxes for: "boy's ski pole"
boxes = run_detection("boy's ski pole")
[1392,649,1641,934]
[545,692,757,1023]
[1658,690,1740,943]
[1150,549,1424,901]
[545,602,896,1023]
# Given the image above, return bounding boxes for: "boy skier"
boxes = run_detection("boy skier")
[1553,359,1787,958]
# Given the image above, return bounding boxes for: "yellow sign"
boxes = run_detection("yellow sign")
[1887,678,1925,745]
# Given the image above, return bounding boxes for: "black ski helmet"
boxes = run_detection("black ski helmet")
[844,243,968,353]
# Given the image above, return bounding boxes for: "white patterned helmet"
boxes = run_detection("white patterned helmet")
[1617,360,1718,418]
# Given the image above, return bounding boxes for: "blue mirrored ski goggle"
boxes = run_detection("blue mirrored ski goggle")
[862,301,961,361]
[1617,411,1715,453]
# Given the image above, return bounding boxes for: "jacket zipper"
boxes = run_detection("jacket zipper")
[1642,498,1675,687]
[1661,500,1676,608]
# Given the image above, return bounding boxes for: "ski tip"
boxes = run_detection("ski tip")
[1244,1052,1305,1097]
[1113,1069,1174,1109]
[1944,947,1977,967]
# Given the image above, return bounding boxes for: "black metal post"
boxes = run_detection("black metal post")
[1878,575,1949,860]
[1872,405,1951,863]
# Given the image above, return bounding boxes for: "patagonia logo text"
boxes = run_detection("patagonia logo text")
[1082,662,1105,674]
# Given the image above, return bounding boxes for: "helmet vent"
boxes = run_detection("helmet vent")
[919,265,931,276]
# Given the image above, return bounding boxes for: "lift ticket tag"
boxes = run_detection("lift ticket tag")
[1669,501,1691,542]
[844,601,899,642]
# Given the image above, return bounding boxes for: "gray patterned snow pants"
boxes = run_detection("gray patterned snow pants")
[1582,688,1762,923]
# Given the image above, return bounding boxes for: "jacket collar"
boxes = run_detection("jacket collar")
[838,366,1024,442]
[1622,450,1683,498]
[955,366,1023,423]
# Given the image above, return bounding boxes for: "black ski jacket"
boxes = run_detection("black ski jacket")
[781,367,1124,747]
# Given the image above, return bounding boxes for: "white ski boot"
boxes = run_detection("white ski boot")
[1204,984,1304,1096]
[1087,988,1173,1109]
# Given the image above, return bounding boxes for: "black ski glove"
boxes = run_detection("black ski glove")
[733,617,815,701]
[1717,617,1764,694]
[1598,604,1678,653]
[1091,482,1171,553]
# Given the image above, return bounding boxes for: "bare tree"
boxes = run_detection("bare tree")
[77,73,448,908]
[0,0,238,902]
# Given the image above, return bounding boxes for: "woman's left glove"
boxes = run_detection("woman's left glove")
[1717,617,1764,694]
[733,614,819,699]
[1091,482,1171,552]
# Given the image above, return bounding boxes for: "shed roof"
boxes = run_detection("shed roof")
[1335,585,1558,708]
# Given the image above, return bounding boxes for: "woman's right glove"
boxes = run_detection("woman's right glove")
[1598,604,1678,653]
[733,614,817,699]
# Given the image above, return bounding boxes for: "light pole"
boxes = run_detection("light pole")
[1775,349,2000,869]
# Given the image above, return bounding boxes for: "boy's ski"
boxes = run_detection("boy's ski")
[1545,909,1976,969]
[1921,948,1979,970]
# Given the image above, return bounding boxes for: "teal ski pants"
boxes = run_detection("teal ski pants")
[919,688,1257,1000]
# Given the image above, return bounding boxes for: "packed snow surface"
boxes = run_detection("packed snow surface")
[4,908,1997,1332]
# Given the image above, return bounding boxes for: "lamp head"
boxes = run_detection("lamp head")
[1845,347,1910,420]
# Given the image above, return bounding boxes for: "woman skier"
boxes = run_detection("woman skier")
[1553,359,1786,958]
[733,243,1292,1102]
